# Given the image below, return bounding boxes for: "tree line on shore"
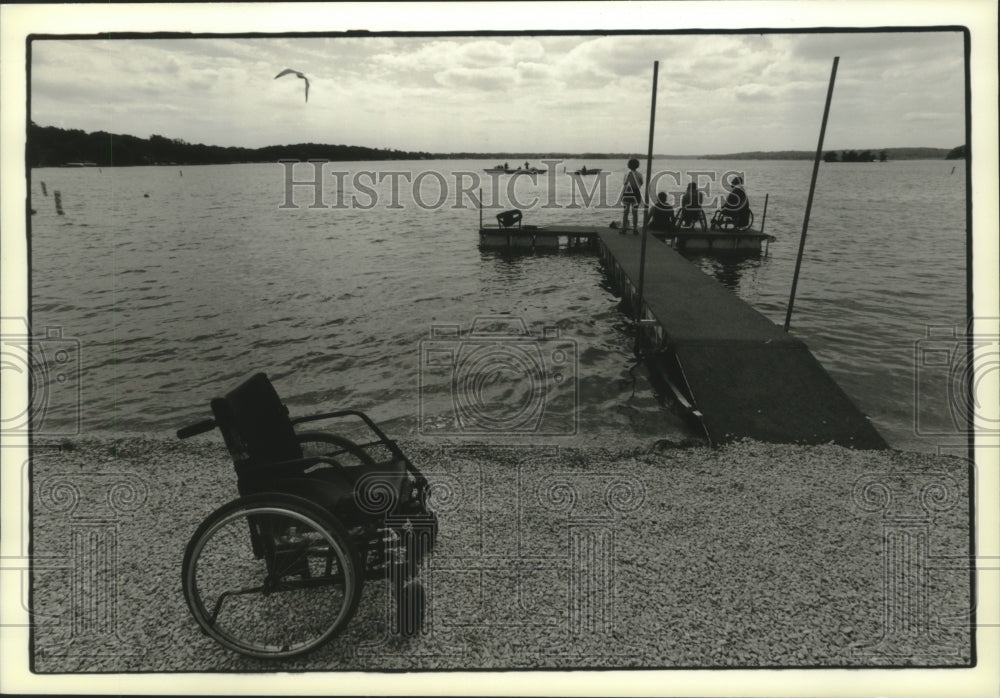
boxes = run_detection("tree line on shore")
[824,149,889,163]
[820,146,966,162]
[27,123,435,167]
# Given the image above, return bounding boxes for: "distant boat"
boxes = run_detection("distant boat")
[571,167,601,175]
[484,166,547,175]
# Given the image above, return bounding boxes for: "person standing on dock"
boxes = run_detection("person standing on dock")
[620,158,644,234]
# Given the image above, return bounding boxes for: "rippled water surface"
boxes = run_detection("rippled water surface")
[28,159,967,451]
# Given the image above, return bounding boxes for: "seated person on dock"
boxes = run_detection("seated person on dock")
[710,175,752,230]
[678,181,707,230]
[648,192,677,233]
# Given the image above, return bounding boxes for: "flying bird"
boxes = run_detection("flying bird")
[274,68,310,103]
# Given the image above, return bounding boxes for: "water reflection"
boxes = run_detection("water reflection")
[680,252,763,292]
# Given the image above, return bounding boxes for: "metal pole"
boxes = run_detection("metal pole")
[479,188,483,230]
[784,56,838,332]
[759,193,769,235]
[635,61,659,333]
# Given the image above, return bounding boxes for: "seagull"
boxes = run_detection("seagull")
[274,68,310,102]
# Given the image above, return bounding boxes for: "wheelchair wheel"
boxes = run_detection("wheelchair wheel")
[182,492,362,659]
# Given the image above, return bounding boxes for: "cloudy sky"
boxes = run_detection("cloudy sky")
[29,30,966,155]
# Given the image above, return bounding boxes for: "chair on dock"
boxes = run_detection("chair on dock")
[677,205,707,231]
[710,208,755,232]
[677,183,707,231]
[496,209,523,231]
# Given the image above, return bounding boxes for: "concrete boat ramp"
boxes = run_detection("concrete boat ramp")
[479,224,888,449]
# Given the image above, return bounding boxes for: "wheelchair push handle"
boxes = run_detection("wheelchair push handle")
[177,418,217,439]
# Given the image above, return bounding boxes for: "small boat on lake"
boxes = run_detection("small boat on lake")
[483,166,547,175]
[571,167,602,175]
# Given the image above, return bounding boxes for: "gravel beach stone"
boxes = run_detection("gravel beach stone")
[30,434,972,672]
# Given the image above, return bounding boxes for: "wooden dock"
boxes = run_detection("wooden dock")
[475,221,887,448]
[594,228,887,448]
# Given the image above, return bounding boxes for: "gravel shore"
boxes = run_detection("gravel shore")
[30,434,972,672]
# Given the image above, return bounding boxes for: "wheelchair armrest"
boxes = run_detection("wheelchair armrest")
[290,409,393,442]
[290,411,410,466]
[295,431,384,467]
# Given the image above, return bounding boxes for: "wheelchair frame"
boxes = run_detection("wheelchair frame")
[177,372,436,659]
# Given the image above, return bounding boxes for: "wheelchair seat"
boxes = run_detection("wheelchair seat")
[209,372,408,519]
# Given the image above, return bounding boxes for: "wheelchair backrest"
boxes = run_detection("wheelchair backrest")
[210,372,302,477]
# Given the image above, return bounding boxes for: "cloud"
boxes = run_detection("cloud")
[515,60,553,82]
[562,36,686,78]
[789,30,963,64]
[26,31,969,153]
[903,111,955,122]
[368,37,545,79]
[433,66,518,91]
[734,83,773,101]
[183,71,219,92]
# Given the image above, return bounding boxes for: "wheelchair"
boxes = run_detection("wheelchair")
[177,372,436,659]
[676,205,708,231]
[709,208,755,232]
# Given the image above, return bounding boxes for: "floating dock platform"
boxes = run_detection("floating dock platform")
[478,225,599,249]
[654,228,775,253]
[480,224,774,253]
[478,222,887,448]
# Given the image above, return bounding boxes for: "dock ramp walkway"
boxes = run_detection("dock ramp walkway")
[596,229,887,449]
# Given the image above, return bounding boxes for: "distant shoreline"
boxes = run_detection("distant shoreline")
[32,155,958,168]
[28,123,964,168]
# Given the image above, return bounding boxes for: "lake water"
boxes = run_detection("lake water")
[26,158,967,451]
